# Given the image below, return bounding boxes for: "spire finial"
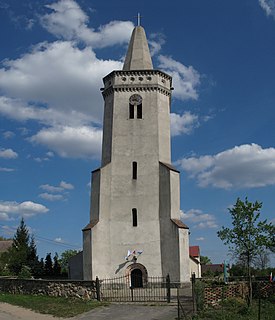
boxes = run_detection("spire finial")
[137,13,141,26]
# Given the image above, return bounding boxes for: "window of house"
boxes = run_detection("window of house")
[132,161,137,180]
[132,208,137,227]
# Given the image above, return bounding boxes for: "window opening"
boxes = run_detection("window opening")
[137,104,142,119]
[129,104,134,119]
[132,161,137,180]
[132,208,137,227]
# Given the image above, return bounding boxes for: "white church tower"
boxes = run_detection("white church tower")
[83,24,190,283]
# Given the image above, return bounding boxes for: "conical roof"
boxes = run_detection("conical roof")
[123,26,153,71]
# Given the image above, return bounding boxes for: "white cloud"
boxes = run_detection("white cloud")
[0,148,18,159]
[181,209,218,229]
[54,237,63,242]
[60,181,74,190]
[0,167,15,172]
[148,33,165,56]
[39,193,64,201]
[40,0,133,48]
[0,41,122,123]
[177,143,275,189]
[0,200,49,219]
[195,237,205,241]
[0,212,12,221]
[30,125,102,159]
[259,0,275,19]
[170,112,199,136]
[39,181,74,201]
[40,184,63,193]
[3,131,15,139]
[158,55,200,101]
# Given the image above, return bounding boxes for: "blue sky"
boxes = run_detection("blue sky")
[0,0,274,266]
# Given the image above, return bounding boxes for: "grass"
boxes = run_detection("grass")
[191,297,275,320]
[0,293,108,317]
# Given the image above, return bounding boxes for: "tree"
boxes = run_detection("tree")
[217,197,275,306]
[7,218,31,275]
[200,255,212,265]
[44,253,53,276]
[59,249,79,275]
[53,253,61,277]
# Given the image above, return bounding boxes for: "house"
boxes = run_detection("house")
[189,246,201,278]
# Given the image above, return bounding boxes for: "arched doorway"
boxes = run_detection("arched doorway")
[131,268,143,288]
[126,263,148,288]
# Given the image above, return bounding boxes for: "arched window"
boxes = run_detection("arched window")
[132,208,137,227]
[132,161,137,180]
[129,94,143,119]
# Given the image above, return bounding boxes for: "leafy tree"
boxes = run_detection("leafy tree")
[59,249,79,275]
[44,253,53,276]
[200,255,212,265]
[217,197,275,306]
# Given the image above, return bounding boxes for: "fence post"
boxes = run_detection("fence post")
[166,274,171,303]
[191,273,197,313]
[96,277,101,301]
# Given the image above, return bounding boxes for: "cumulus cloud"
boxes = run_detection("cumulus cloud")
[30,125,102,159]
[40,0,133,47]
[39,193,64,201]
[0,41,122,123]
[39,180,74,201]
[148,33,166,56]
[0,148,18,159]
[177,143,275,189]
[170,112,199,136]
[259,0,275,19]
[181,209,218,229]
[60,181,74,190]
[158,55,200,101]
[0,200,49,220]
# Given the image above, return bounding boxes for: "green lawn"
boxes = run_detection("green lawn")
[192,298,275,320]
[0,293,107,317]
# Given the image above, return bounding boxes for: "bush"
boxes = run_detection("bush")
[18,265,32,279]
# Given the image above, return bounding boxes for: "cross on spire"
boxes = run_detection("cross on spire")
[136,13,141,26]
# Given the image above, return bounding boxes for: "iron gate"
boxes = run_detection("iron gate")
[97,274,171,302]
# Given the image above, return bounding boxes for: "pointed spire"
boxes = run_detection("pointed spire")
[123,26,153,71]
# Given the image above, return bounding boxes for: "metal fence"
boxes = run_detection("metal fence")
[97,274,171,302]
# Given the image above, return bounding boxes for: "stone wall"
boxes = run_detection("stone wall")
[0,278,96,300]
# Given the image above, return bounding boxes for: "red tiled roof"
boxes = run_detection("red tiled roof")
[189,245,200,257]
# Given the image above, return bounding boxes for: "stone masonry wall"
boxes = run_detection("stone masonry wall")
[0,278,96,300]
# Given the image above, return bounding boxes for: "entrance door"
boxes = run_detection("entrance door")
[131,268,143,288]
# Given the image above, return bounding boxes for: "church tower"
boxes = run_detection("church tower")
[83,25,190,282]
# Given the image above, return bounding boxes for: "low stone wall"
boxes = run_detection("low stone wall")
[0,278,97,300]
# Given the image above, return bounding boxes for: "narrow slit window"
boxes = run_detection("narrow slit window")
[132,208,137,227]
[129,104,134,119]
[132,161,137,180]
[137,103,142,119]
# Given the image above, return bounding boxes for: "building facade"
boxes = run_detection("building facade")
[83,25,190,283]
